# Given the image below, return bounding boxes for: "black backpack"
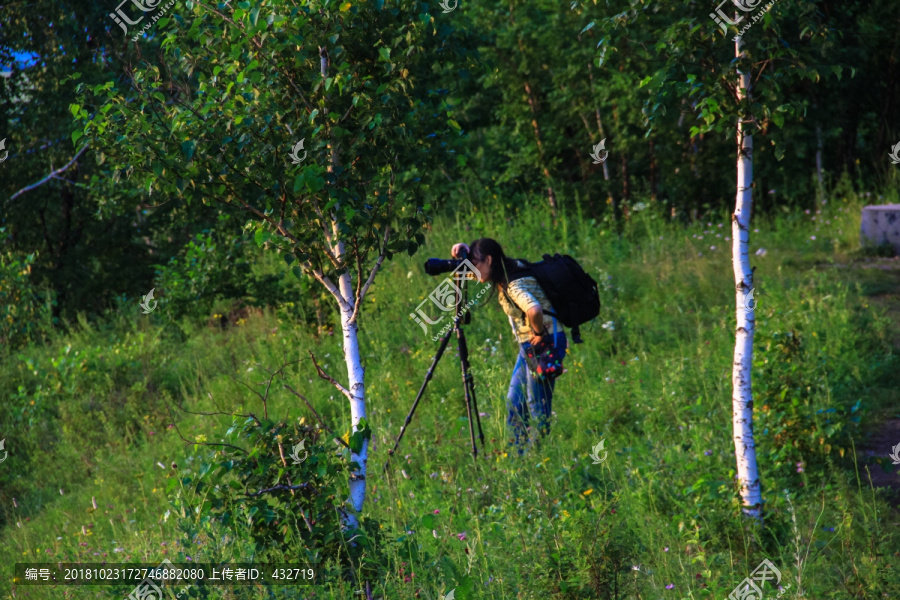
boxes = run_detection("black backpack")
[506,254,600,344]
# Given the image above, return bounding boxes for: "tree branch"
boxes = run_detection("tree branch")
[308,350,354,403]
[7,145,90,205]
[283,384,351,450]
[348,224,390,325]
[245,483,315,497]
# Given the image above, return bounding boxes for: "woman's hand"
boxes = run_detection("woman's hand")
[451,242,470,259]
[528,334,546,349]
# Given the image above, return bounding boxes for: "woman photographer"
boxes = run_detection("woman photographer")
[451,238,567,455]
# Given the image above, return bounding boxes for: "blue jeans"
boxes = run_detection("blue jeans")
[506,331,567,455]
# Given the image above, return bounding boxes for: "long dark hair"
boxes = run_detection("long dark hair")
[468,238,527,301]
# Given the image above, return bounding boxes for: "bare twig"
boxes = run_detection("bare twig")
[283,384,351,450]
[174,402,260,427]
[163,398,249,454]
[348,224,390,325]
[308,351,354,403]
[7,145,90,205]
[245,483,314,497]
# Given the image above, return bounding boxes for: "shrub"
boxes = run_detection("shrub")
[168,416,386,591]
[0,250,56,354]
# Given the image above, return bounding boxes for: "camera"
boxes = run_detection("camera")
[423,258,465,276]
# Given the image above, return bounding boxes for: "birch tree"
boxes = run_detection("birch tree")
[75,0,472,528]
[732,31,761,521]
[589,0,833,522]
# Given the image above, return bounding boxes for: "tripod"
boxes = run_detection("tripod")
[384,275,486,472]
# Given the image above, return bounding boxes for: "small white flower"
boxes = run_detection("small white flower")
[710,245,716,250]
[407,271,414,279]
[810,235,816,240]
[602,321,615,331]
[756,248,767,256]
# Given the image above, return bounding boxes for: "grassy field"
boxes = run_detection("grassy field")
[2,184,900,599]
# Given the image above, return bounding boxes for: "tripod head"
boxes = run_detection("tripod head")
[422,253,479,326]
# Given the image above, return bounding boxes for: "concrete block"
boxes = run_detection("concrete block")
[860,204,900,254]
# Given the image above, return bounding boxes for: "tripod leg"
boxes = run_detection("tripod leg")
[467,368,486,452]
[458,328,485,451]
[383,326,454,473]
[455,326,483,459]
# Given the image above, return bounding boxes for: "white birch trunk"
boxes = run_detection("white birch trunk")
[318,44,368,530]
[732,32,763,522]
[333,241,368,530]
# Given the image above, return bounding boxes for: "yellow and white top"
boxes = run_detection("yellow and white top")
[497,268,558,344]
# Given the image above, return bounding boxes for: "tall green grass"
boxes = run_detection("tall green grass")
[1,183,899,599]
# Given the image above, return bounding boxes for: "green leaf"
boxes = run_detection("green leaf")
[581,21,595,34]
[305,174,325,193]
[448,119,461,132]
[772,111,784,129]
[71,130,84,145]
[69,103,81,117]
[157,17,170,28]
[348,418,372,454]
[348,431,365,454]
[340,2,351,11]
[283,253,295,266]
[181,140,196,160]
[379,47,391,62]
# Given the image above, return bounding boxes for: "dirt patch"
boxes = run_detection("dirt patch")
[855,417,900,500]
[814,256,900,502]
